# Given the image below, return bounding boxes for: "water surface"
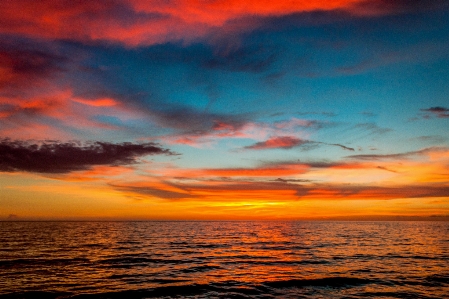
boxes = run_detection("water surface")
[1,221,448,298]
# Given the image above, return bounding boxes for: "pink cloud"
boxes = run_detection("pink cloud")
[244,136,307,150]
[164,117,315,147]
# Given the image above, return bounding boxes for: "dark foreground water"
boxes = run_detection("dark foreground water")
[1,221,448,298]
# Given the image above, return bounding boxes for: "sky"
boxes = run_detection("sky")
[1,0,449,220]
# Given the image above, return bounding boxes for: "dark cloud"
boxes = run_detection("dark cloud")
[376,166,398,173]
[0,139,175,173]
[118,179,449,201]
[243,137,354,151]
[112,184,196,200]
[273,178,313,183]
[412,135,447,144]
[337,38,449,76]
[353,123,392,135]
[304,161,343,168]
[421,107,449,118]
[346,151,417,161]
[326,143,355,151]
[259,159,358,170]
[142,42,278,74]
[148,105,247,132]
[296,111,337,117]
[179,181,296,192]
[0,41,67,89]
[351,0,449,15]
[203,44,278,73]
[294,184,449,199]
[250,3,449,79]
[345,147,447,160]
[251,1,448,40]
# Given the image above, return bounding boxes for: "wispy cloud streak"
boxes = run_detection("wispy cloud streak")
[243,136,354,151]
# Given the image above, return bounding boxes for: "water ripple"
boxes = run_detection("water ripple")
[1,221,448,298]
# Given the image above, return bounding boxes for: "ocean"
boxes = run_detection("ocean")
[1,221,448,298]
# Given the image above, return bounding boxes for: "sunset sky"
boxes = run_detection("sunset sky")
[1,0,449,220]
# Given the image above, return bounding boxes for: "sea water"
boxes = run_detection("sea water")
[1,221,448,298]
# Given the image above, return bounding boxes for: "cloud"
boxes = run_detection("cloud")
[0,42,67,90]
[353,123,392,135]
[345,147,449,160]
[0,72,156,139]
[296,111,337,117]
[349,0,449,16]
[71,97,119,107]
[0,139,175,173]
[148,106,247,132]
[140,42,280,77]
[178,165,310,178]
[326,143,355,151]
[113,184,196,200]
[273,178,313,183]
[376,166,398,173]
[114,178,449,202]
[242,136,354,151]
[202,44,277,73]
[412,135,447,144]
[294,185,449,200]
[163,117,322,147]
[2,0,441,47]
[421,107,449,118]
[345,151,419,161]
[244,136,308,150]
[336,38,449,76]
[0,89,70,118]
[158,112,252,147]
[104,151,449,202]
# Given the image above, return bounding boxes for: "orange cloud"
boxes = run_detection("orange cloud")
[71,97,118,107]
[54,165,135,182]
[165,164,310,178]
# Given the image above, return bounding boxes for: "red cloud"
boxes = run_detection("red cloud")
[0,88,148,140]
[0,48,64,89]
[0,0,416,46]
